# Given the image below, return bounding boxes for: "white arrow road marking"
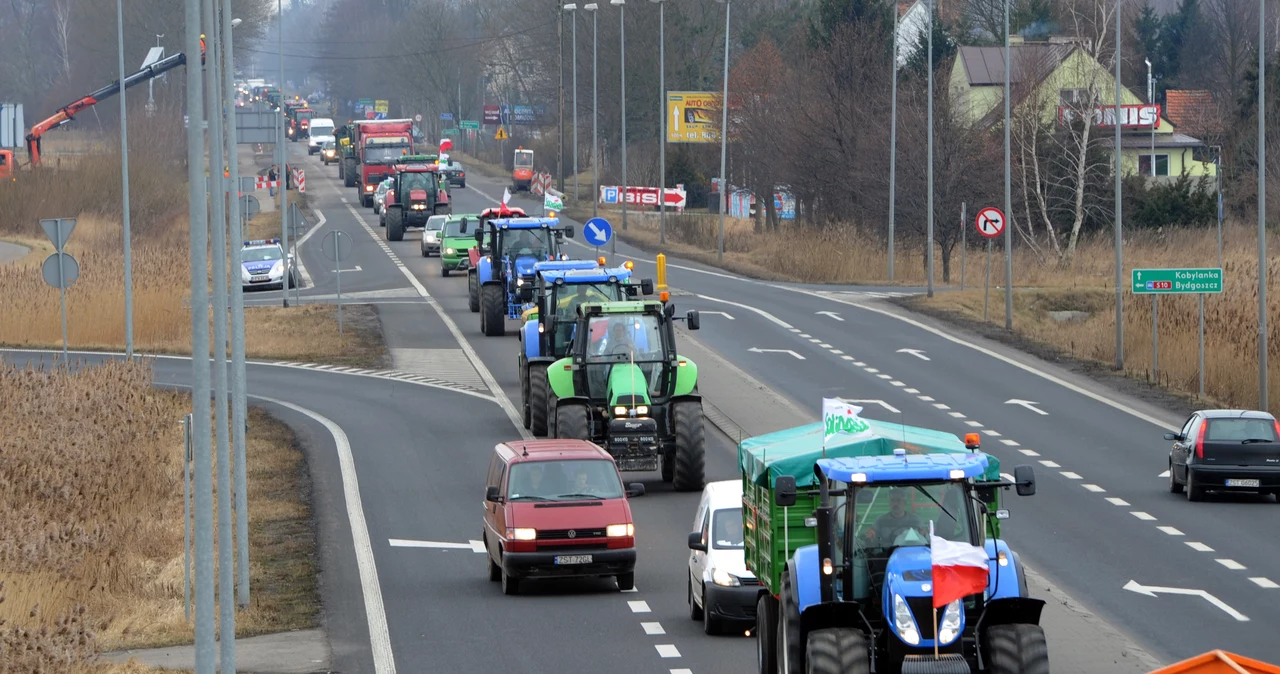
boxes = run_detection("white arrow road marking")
[841,399,902,414]
[1123,580,1250,621]
[748,347,805,360]
[897,348,930,360]
[700,311,735,319]
[1005,399,1048,415]
[588,221,605,239]
[816,310,844,321]
[388,538,485,552]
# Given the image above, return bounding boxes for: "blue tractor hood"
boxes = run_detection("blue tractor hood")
[513,255,541,275]
[882,544,970,648]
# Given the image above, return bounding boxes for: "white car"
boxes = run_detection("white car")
[307,117,335,155]
[374,177,395,218]
[240,239,296,290]
[687,479,757,635]
[420,214,448,257]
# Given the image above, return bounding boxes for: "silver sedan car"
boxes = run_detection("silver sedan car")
[420,214,448,257]
[373,177,394,216]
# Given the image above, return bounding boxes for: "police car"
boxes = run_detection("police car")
[240,239,296,290]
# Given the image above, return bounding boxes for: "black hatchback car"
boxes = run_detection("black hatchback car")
[1167,409,1280,501]
[442,161,466,188]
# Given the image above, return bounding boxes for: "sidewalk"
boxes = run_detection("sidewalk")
[101,628,330,673]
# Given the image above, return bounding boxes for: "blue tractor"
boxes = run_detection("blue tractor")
[516,259,654,435]
[473,217,575,337]
[760,450,1045,674]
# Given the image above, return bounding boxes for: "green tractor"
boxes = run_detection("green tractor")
[546,300,706,491]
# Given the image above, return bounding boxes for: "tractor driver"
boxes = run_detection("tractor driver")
[867,488,926,547]
[597,320,634,356]
[509,230,545,258]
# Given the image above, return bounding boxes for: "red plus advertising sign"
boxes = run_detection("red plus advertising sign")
[975,207,1005,239]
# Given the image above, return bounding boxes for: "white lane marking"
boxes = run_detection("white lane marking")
[933,403,950,410]
[1000,439,1020,446]
[293,208,326,288]
[819,343,833,348]
[853,361,866,367]
[1131,511,1157,521]
[830,349,844,354]
[1216,559,1246,570]
[642,622,666,635]
[387,538,484,551]
[1082,484,1105,492]
[1039,460,1060,468]
[470,539,487,553]
[620,586,639,593]
[918,395,934,402]
[816,310,844,321]
[983,429,1001,436]
[1005,398,1048,415]
[1122,580,1250,622]
[772,285,1182,431]
[904,388,919,394]
[864,367,879,373]
[343,202,532,440]
[655,645,681,658]
[1060,471,1082,480]
[843,399,902,414]
[1156,526,1183,536]
[799,333,811,338]
[789,328,801,332]
[748,347,805,359]
[964,421,983,427]
[1019,449,1040,456]
[1106,497,1131,506]
[808,338,821,343]
[948,412,966,418]
[891,380,906,387]
[841,355,855,360]
[670,670,694,674]
[1001,472,1016,482]
[897,348,930,360]
[1250,577,1279,588]
[252,395,396,674]
[694,293,794,329]
[628,600,651,613]
[1186,542,1214,552]
[1158,470,1170,478]
[877,374,893,380]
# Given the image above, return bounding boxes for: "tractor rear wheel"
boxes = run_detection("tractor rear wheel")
[520,365,532,430]
[530,366,550,436]
[385,209,404,242]
[468,272,480,312]
[985,624,1049,674]
[555,403,590,441]
[343,159,356,187]
[671,401,706,492]
[804,628,870,674]
[481,285,506,336]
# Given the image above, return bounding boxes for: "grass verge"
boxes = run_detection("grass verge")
[0,359,318,672]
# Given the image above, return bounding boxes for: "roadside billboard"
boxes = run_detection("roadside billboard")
[667,91,722,143]
[1058,104,1162,129]
[599,185,687,210]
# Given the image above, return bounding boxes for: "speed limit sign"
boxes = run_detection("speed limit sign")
[975,207,1005,238]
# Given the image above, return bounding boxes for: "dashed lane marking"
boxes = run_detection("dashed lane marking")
[1250,577,1278,588]
[1082,484,1105,492]
[1217,559,1246,570]
[642,622,666,635]
[1156,526,1183,536]
[1186,542,1214,552]
[628,600,651,613]
[1106,497,1131,506]
[1060,471,1082,480]
[1019,449,1040,456]
[1131,512,1157,521]
[1039,460,1061,468]
[655,645,681,658]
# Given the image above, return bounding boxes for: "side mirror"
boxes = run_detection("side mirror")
[687,531,707,552]
[475,229,485,243]
[664,302,676,318]
[1014,465,1036,496]
[625,285,639,297]
[686,310,700,330]
[1163,432,1180,441]
[626,482,646,497]
[485,485,502,503]
[775,475,797,507]
[563,225,575,238]
[641,279,654,295]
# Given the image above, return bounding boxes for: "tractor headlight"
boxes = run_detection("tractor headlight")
[613,406,627,416]
[893,594,920,646]
[937,599,962,645]
[516,278,524,286]
[634,405,648,415]
[712,568,741,587]
[605,523,634,537]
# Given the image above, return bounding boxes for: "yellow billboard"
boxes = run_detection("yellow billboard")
[375,99,389,114]
[667,91,722,143]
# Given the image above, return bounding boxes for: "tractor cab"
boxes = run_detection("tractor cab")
[474,217,576,336]
[513,147,535,191]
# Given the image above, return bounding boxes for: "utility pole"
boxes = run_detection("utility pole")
[655,0,666,245]
[888,0,898,282]
[587,3,598,218]
[1003,0,1013,330]
[1259,0,1268,410]
[278,0,288,309]
[117,0,134,358]
[1114,0,1124,370]
[571,7,579,201]
[612,0,627,254]
[715,0,731,264]
[926,0,934,298]
[558,1,566,193]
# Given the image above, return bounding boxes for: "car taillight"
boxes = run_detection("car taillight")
[1196,421,1207,458]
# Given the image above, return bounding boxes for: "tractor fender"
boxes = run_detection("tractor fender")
[672,355,698,397]
[522,321,541,357]
[984,539,1028,601]
[552,395,591,411]
[799,600,866,637]
[546,357,576,399]
[477,261,497,285]
[786,547,824,616]
[975,597,1046,631]
[668,393,702,406]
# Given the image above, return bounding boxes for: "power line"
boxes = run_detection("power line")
[240,20,553,61]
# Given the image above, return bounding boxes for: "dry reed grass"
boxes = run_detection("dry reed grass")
[0,359,317,672]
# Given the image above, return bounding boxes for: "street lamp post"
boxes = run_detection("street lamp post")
[564,4,579,202]
[117,0,134,358]
[558,2,565,193]
[926,0,934,298]
[889,0,898,281]
[714,0,730,264]
[611,0,626,254]
[1003,0,1012,329]
[278,0,289,309]
[1146,58,1154,177]
[652,0,666,245]
[1259,0,1268,410]
[585,3,598,218]
[1114,0,1124,370]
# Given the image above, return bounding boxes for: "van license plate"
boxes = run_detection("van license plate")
[1226,479,1260,487]
[554,555,592,565]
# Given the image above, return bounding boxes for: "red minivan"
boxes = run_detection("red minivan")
[482,439,645,595]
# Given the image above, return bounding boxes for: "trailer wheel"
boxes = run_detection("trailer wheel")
[385,209,404,242]
[555,403,590,441]
[671,401,706,492]
[804,628,870,674]
[756,593,777,674]
[530,366,549,436]
[778,572,804,674]
[985,624,1048,674]
[481,285,506,336]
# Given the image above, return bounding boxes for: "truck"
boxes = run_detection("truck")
[512,147,534,191]
[473,216,575,337]
[381,161,451,242]
[517,260,653,435]
[547,299,706,491]
[737,420,1047,674]
[335,118,415,204]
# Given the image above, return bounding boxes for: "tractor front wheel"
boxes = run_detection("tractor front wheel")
[481,285,506,336]
[385,209,405,242]
[530,366,550,436]
[555,403,590,441]
[671,401,706,492]
[468,272,480,312]
[985,624,1049,674]
[804,628,870,674]
[343,159,356,187]
[520,365,532,430]
[778,572,804,674]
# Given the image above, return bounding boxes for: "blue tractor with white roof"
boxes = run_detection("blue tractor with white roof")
[472,216,575,337]
[516,259,654,435]
[738,422,1047,674]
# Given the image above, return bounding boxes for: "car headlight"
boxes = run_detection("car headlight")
[937,599,962,645]
[635,405,648,415]
[712,568,741,587]
[270,260,284,276]
[893,594,920,645]
[511,528,537,541]
[606,523,634,537]
[445,248,455,254]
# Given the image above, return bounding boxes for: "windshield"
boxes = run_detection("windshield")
[399,172,434,194]
[364,145,412,163]
[312,123,333,134]
[584,314,665,363]
[441,218,473,237]
[506,459,624,501]
[515,152,533,168]
[242,247,282,262]
[503,228,552,259]
[849,482,973,551]
[1204,418,1278,442]
[712,508,745,549]
[426,215,448,231]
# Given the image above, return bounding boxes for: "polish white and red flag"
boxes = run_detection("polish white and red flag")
[439,137,454,152]
[930,522,989,608]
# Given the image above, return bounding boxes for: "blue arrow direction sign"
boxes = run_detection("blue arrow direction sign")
[583,217,613,247]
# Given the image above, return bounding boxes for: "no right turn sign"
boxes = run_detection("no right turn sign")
[976,207,1005,238]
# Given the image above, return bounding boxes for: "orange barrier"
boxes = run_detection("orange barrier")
[1151,650,1280,673]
